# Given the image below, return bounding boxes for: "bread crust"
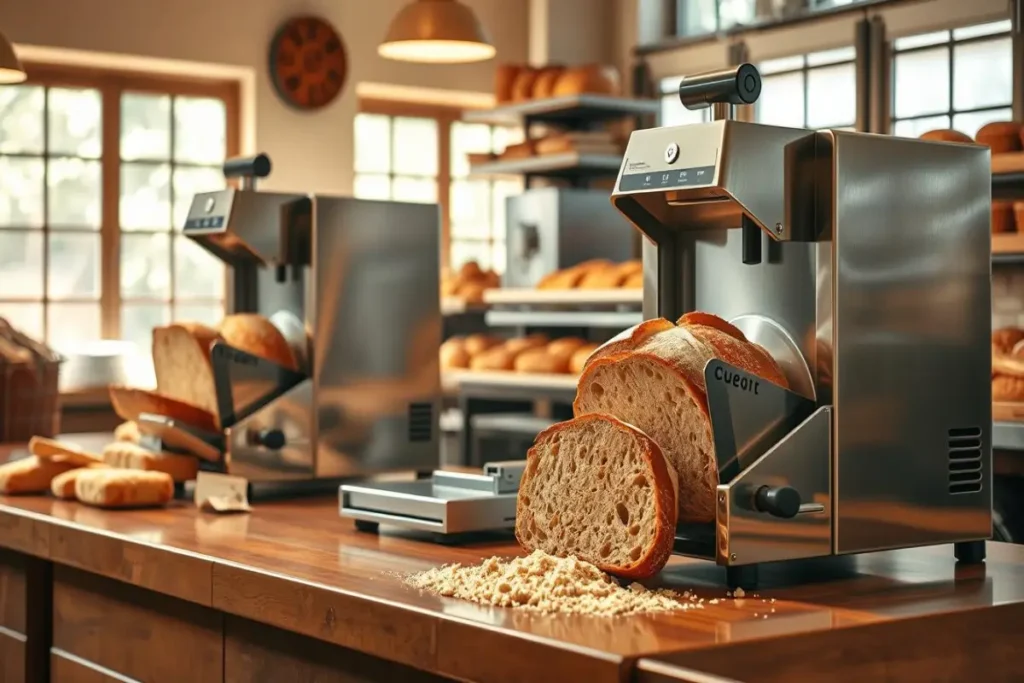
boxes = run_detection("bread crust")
[993,328,1024,355]
[546,337,587,358]
[581,318,676,372]
[108,386,219,434]
[569,343,600,374]
[0,456,76,494]
[219,314,299,371]
[152,323,220,417]
[515,413,677,579]
[976,122,1022,154]
[440,338,470,369]
[503,335,549,355]
[74,468,174,509]
[514,348,570,374]
[470,347,516,371]
[919,129,973,144]
[464,334,501,356]
[622,270,643,289]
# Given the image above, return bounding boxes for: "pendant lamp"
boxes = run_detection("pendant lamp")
[379,0,496,64]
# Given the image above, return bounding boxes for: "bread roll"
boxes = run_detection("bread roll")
[440,337,470,369]
[531,66,565,99]
[516,413,678,579]
[919,129,973,144]
[0,456,76,494]
[495,64,520,103]
[75,469,174,509]
[547,337,587,359]
[108,386,219,434]
[537,267,586,290]
[578,262,637,289]
[153,322,220,416]
[514,348,570,374]
[504,335,549,355]
[552,64,620,97]
[101,442,199,482]
[569,343,600,374]
[993,202,1015,234]
[574,313,787,522]
[993,328,1024,355]
[114,421,141,443]
[464,334,501,356]
[459,261,484,280]
[1015,202,1024,233]
[511,67,539,101]
[994,375,1024,402]
[219,314,299,371]
[50,464,108,500]
[455,281,487,304]
[470,346,516,371]
[976,122,1022,154]
[29,436,103,467]
[623,271,644,289]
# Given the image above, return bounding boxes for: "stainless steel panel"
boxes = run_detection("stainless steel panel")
[719,406,832,566]
[227,379,315,481]
[831,132,992,553]
[339,480,518,533]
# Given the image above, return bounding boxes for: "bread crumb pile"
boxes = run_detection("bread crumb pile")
[405,550,702,617]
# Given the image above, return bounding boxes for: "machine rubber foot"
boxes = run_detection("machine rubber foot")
[954,540,986,564]
[354,520,380,534]
[726,565,759,592]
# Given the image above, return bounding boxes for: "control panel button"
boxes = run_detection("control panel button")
[664,142,680,164]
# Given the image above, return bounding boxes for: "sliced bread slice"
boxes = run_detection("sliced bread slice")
[152,322,221,418]
[515,413,678,579]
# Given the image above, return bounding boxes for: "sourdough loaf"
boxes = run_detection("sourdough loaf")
[152,322,220,416]
[573,313,787,522]
[516,413,677,579]
[219,314,299,371]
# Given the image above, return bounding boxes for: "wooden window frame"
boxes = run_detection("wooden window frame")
[2,62,240,341]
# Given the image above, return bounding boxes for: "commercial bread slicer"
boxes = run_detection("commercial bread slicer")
[611,64,992,589]
[140,154,443,493]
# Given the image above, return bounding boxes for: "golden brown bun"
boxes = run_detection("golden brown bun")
[536,259,613,290]
[464,334,501,356]
[919,129,973,144]
[101,442,199,483]
[152,322,220,417]
[1015,203,1024,233]
[623,271,644,289]
[455,281,487,303]
[993,328,1024,355]
[495,64,520,103]
[459,261,484,281]
[994,202,1015,234]
[569,343,600,374]
[552,64,621,97]
[976,122,1022,154]
[500,140,535,160]
[74,468,174,509]
[114,421,141,443]
[994,375,1024,402]
[503,335,549,355]
[514,348,570,374]
[470,346,516,371]
[219,314,299,371]
[578,262,638,289]
[547,337,588,359]
[531,66,565,99]
[50,463,109,500]
[0,456,76,494]
[108,386,219,433]
[511,67,540,101]
[440,337,470,369]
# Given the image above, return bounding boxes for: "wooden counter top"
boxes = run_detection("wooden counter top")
[2,483,1024,683]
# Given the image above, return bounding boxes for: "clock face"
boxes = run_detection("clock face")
[269,16,348,110]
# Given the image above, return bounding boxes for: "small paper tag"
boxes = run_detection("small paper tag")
[194,471,251,513]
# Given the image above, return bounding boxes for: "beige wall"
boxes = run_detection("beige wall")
[0,0,530,193]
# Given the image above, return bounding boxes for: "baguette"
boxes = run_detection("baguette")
[574,312,787,522]
[219,314,299,371]
[75,469,174,509]
[516,413,678,579]
[28,436,103,467]
[0,456,76,494]
[108,386,219,433]
[50,463,109,500]
[152,322,220,416]
[101,442,199,482]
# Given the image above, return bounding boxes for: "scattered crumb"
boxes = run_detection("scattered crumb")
[404,550,704,617]
[733,587,746,598]
[709,598,720,605]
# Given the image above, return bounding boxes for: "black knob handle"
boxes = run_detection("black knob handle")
[678,63,761,111]
[256,428,286,450]
[223,153,272,180]
[754,485,801,519]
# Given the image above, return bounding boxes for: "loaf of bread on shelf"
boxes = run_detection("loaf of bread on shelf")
[495,64,520,103]
[50,463,109,500]
[464,334,501,356]
[101,442,199,482]
[443,261,499,303]
[919,129,973,144]
[0,456,76,494]
[152,322,220,417]
[994,375,1024,402]
[623,270,643,289]
[993,202,1015,234]
[516,413,678,579]
[1015,203,1024,233]
[976,121,1022,154]
[578,261,640,289]
[573,312,787,523]
[552,64,620,97]
[513,348,570,374]
[74,468,174,509]
[440,337,471,369]
[536,259,612,290]
[219,314,299,371]
[511,67,539,101]
[108,386,219,434]
[531,66,565,99]
[503,335,549,355]
[547,337,587,359]
[470,346,517,371]
[569,343,600,375]
[993,328,1024,355]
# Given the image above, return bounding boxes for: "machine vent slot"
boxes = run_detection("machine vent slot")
[408,402,433,442]
[947,427,983,495]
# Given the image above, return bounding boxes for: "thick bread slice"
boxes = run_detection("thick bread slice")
[574,315,787,522]
[50,463,109,500]
[102,442,199,482]
[219,314,299,371]
[108,386,219,433]
[152,323,220,417]
[75,469,174,509]
[515,413,678,579]
[0,456,76,494]
[29,436,103,467]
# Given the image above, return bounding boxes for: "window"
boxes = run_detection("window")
[755,47,857,129]
[891,20,1013,138]
[352,102,522,274]
[676,0,756,37]
[0,65,237,349]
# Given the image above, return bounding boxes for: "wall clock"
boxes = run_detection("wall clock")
[269,16,348,111]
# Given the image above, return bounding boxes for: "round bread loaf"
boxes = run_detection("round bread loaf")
[552,64,620,97]
[531,66,565,99]
[976,121,1022,154]
[495,64,520,103]
[504,335,549,355]
[464,334,501,356]
[511,67,540,101]
[919,129,973,144]
[440,337,470,369]
[219,314,299,371]
[569,343,600,374]
[470,346,516,371]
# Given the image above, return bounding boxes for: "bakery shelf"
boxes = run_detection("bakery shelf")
[992,233,1024,264]
[447,369,578,401]
[441,296,488,316]
[994,421,1024,451]
[463,94,660,127]
[468,152,622,180]
[483,288,642,307]
[991,152,1024,201]
[485,309,642,328]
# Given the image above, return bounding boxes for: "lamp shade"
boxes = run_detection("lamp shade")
[379,0,496,64]
[0,31,25,84]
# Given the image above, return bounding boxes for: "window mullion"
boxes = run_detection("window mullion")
[438,115,452,273]
[100,82,121,339]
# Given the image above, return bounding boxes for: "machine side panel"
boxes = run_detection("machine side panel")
[833,133,992,553]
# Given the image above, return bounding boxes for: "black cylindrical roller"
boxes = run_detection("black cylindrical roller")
[678,63,762,111]
[754,485,801,519]
[223,153,272,179]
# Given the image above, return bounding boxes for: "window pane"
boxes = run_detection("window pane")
[807,46,855,67]
[760,55,804,75]
[47,158,102,229]
[450,179,491,239]
[121,303,169,348]
[757,72,804,128]
[450,241,493,271]
[0,230,43,297]
[173,303,222,327]
[392,176,436,204]
[953,108,1014,139]
[807,62,856,129]
[174,235,224,299]
[491,241,506,276]
[47,303,101,346]
[354,113,391,173]
[953,38,1012,111]
[0,85,44,154]
[0,157,44,227]
[492,125,524,154]
[892,114,951,138]
[718,0,755,31]
[953,20,1012,40]
[392,117,437,176]
[48,88,102,158]
[173,166,224,229]
[121,232,171,299]
[49,232,100,299]
[0,303,43,339]
[893,47,950,118]
[121,163,171,230]
[678,0,716,36]
[353,174,391,200]
[894,31,949,51]
[451,122,493,178]
[174,96,226,164]
[121,93,171,161]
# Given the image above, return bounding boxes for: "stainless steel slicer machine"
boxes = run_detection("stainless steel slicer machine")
[155,154,444,491]
[612,64,992,589]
